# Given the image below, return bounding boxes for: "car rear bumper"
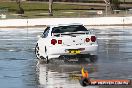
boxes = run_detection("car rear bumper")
[46,44,98,59]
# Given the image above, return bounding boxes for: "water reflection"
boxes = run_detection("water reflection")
[94,27,132,80]
[36,56,98,88]
[96,28,126,63]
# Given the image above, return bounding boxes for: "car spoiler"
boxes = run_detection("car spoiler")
[52,31,91,37]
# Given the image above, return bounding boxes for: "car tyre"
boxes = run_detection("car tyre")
[35,44,49,64]
[35,44,40,59]
[39,56,49,64]
[45,56,49,64]
[45,46,49,64]
[89,55,97,63]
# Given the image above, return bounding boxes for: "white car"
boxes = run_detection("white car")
[35,24,98,63]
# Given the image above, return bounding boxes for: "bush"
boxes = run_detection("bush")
[110,0,120,10]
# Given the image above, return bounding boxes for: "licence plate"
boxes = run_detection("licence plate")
[69,50,80,54]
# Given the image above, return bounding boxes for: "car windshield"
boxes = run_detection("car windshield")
[52,25,88,33]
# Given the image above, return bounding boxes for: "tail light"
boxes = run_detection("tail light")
[91,36,96,42]
[51,39,57,45]
[58,40,62,44]
[86,38,90,42]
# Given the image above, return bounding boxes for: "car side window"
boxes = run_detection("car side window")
[42,27,50,38]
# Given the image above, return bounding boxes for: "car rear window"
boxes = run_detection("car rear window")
[52,25,88,33]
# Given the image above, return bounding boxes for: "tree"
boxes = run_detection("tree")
[103,0,120,14]
[103,0,109,15]
[16,0,24,14]
[103,0,113,14]
[110,0,120,10]
[49,0,53,16]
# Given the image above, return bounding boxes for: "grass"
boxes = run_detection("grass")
[0,2,102,11]
[0,1,130,18]
[0,1,105,18]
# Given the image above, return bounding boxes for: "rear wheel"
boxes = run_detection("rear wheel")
[89,55,97,63]
[44,46,49,64]
[39,56,49,64]
[45,56,49,64]
[35,44,40,59]
[35,44,49,64]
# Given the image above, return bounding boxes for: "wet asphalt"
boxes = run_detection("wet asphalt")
[0,26,132,88]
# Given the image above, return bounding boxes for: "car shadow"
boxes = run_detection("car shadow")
[49,54,98,65]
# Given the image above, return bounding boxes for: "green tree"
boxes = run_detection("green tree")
[103,0,120,14]
[110,0,120,10]
[16,0,24,14]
